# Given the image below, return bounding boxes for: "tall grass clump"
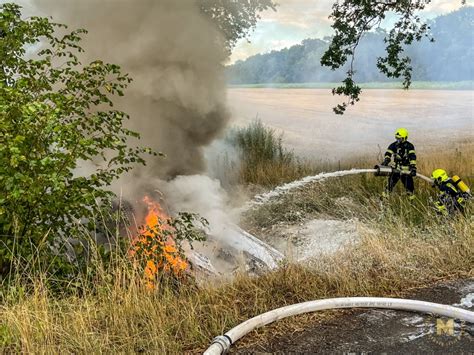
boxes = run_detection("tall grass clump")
[229,119,313,186]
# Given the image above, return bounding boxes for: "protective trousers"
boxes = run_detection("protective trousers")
[387,173,414,194]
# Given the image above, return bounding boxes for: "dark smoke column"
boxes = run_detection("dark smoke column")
[34,0,230,180]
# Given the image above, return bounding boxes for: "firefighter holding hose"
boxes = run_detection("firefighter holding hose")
[378,128,417,199]
[431,169,471,215]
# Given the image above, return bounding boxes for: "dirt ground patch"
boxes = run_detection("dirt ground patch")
[250,218,359,262]
[234,279,474,354]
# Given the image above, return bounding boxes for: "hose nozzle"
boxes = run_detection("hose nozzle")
[374,165,393,177]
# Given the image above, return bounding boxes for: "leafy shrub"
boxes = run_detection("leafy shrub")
[0,4,155,280]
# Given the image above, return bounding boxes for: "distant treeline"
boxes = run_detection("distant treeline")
[226,7,473,84]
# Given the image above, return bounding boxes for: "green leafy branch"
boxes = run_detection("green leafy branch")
[321,0,434,114]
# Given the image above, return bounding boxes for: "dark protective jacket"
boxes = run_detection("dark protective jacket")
[437,179,461,198]
[435,178,468,214]
[383,141,416,169]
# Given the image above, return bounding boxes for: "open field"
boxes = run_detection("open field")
[228,81,474,90]
[227,88,474,163]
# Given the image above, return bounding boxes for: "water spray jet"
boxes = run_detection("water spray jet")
[244,168,433,210]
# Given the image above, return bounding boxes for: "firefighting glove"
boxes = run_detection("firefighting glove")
[382,158,390,166]
[409,166,416,177]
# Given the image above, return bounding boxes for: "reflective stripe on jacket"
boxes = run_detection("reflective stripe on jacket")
[438,179,461,198]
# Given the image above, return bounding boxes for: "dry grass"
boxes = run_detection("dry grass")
[0,220,471,353]
[230,118,473,193]
[0,143,473,353]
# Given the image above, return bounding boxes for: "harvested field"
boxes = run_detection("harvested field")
[227,88,474,161]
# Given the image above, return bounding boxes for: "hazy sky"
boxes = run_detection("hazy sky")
[7,0,471,64]
[230,0,472,63]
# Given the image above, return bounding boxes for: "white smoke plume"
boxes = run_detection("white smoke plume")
[158,174,234,235]
[157,175,284,270]
[33,0,230,195]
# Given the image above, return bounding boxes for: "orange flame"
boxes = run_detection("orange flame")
[140,195,171,235]
[131,196,188,289]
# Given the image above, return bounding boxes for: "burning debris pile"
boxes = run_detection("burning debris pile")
[128,177,284,280]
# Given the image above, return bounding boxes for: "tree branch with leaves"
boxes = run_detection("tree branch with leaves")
[199,0,277,53]
[321,0,435,114]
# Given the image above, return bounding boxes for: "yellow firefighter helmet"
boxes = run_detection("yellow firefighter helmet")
[395,128,408,141]
[431,169,449,183]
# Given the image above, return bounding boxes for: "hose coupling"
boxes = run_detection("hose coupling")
[210,335,232,354]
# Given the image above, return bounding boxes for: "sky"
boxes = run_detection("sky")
[6,0,471,64]
[229,0,473,63]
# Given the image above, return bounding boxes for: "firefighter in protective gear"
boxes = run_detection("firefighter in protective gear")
[431,169,471,215]
[379,128,417,198]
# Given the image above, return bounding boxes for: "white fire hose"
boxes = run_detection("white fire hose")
[416,172,434,183]
[204,297,474,354]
